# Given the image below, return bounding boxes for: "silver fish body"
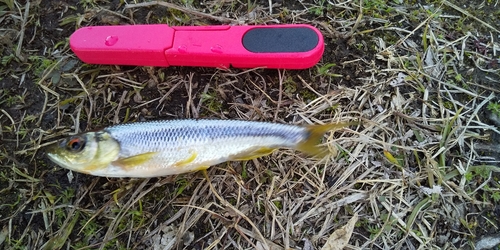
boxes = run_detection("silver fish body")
[47,119,349,177]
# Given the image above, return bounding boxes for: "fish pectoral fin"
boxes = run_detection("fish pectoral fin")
[113,152,158,169]
[229,147,277,161]
[82,164,106,172]
[174,151,198,167]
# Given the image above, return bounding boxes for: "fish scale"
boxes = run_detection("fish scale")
[107,120,306,150]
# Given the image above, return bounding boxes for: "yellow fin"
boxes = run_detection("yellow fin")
[174,151,198,167]
[193,165,210,171]
[82,164,102,172]
[296,122,357,158]
[230,147,277,161]
[113,152,157,169]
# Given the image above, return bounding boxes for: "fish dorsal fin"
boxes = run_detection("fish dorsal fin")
[230,147,276,161]
[113,152,158,169]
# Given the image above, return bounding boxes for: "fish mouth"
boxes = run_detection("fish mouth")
[46,151,67,168]
[46,139,74,167]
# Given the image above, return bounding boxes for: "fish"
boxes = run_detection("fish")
[46,119,352,178]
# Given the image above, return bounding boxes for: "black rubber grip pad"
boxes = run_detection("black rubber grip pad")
[242,27,319,53]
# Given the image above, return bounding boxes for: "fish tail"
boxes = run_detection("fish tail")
[296,122,356,158]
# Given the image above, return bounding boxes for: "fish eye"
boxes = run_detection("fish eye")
[65,136,86,152]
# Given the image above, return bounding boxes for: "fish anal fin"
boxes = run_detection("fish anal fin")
[174,151,198,167]
[193,165,210,172]
[230,147,276,161]
[113,152,157,169]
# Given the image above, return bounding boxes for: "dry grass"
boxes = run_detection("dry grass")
[1,0,500,249]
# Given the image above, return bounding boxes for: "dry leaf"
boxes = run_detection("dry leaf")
[321,213,359,250]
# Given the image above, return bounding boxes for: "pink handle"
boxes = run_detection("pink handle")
[70,25,174,67]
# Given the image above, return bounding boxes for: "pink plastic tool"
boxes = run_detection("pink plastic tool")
[69,24,324,69]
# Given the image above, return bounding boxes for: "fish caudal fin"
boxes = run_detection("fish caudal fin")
[296,122,355,158]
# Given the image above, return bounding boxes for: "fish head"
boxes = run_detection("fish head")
[47,132,120,174]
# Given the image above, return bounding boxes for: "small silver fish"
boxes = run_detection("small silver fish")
[47,119,350,178]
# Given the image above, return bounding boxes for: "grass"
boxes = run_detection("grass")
[0,0,500,249]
